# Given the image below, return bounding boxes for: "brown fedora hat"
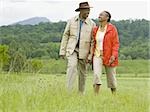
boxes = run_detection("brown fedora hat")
[75,2,92,12]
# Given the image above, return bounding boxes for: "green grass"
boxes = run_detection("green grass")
[0,74,149,112]
[39,59,149,76]
[117,60,149,74]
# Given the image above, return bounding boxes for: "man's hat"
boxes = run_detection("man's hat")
[75,2,92,12]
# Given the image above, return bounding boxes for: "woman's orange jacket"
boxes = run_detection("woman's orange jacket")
[92,23,119,67]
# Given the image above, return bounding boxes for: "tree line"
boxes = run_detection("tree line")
[0,19,149,73]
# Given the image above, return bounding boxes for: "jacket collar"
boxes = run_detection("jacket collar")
[93,23,114,37]
[94,23,113,31]
[105,23,114,33]
[75,15,89,24]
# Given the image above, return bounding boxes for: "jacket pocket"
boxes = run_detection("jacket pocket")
[70,26,78,36]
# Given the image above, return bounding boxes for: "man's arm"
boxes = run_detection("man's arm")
[59,20,70,58]
[87,22,96,63]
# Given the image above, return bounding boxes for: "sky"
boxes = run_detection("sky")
[0,0,149,26]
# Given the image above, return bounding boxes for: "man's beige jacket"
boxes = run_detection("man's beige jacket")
[59,15,95,60]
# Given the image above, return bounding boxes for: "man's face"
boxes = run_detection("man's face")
[98,11,108,22]
[80,8,90,19]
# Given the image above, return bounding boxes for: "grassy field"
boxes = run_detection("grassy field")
[0,74,149,112]
[39,59,149,76]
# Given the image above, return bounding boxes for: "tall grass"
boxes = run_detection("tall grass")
[0,74,149,112]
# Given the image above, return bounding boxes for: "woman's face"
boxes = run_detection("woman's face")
[98,11,108,22]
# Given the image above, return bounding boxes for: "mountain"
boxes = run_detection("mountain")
[13,17,50,25]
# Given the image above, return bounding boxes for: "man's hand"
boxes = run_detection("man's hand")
[60,55,65,59]
[86,59,92,64]
[109,55,115,65]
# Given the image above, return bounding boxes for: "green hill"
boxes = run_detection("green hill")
[0,19,149,59]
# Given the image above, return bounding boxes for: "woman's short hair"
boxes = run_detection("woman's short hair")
[104,11,111,22]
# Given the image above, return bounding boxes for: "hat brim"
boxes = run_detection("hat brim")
[75,8,80,12]
[75,7,93,12]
